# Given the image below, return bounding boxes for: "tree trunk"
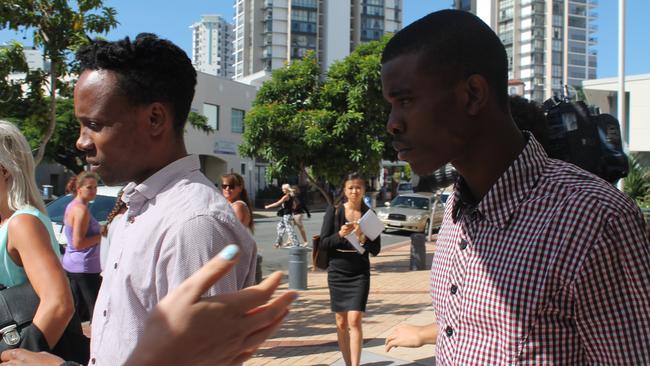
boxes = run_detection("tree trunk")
[33,59,58,166]
[301,164,332,206]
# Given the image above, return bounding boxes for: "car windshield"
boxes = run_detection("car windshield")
[390,196,429,210]
[46,195,117,224]
[398,183,413,191]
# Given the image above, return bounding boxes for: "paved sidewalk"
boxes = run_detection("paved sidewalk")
[245,239,438,366]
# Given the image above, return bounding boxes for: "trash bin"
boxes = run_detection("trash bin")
[288,246,309,290]
[410,233,426,271]
[255,254,263,284]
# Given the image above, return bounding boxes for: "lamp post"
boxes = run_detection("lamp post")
[617,0,627,191]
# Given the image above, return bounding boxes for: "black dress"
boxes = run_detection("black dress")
[319,205,381,312]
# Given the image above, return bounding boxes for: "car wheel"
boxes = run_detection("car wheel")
[423,220,430,234]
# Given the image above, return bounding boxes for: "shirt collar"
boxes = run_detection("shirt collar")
[451,132,548,229]
[121,155,201,206]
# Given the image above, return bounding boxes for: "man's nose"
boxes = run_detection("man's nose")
[386,110,404,136]
[76,128,93,152]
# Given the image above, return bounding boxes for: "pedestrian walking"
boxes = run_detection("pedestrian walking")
[291,185,311,246]
[61,171,102,323]
[265,184,300,248]
[381,10,650,364]
[319,173,381,366]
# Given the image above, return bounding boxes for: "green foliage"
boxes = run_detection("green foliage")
[187,111,214,134]
[240,37,394,201]
[624,154,650,206]
[0,0,118,164]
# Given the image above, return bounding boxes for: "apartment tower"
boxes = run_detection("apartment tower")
[456,0,597,102]
[191,15,235,79]
[233,0,402,85]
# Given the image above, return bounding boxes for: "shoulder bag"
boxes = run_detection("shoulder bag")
[0,281,89,364]
[311,234,329,270]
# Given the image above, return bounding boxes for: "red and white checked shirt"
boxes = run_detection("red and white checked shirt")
[431,135,650,365]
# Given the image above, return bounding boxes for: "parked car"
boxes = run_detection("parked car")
[376,193,445,233]
[46,185,122,247]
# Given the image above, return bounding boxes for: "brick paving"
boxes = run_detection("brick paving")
[245,239,438,366]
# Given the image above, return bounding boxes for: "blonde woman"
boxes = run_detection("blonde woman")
[264,184,300,248]
[0,120,82,359]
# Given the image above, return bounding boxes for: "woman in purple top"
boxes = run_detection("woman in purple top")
[62,171,102,322]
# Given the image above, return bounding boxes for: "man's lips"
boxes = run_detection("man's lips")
[392,142,412,160]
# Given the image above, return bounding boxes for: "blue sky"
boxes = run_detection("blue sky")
[1,0,648,78]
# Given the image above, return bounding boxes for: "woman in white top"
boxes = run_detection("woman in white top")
[0,120,75,353]
[221,173,254,233]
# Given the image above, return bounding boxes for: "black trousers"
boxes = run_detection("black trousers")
[66,272,102,322]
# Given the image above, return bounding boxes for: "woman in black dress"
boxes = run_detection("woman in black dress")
[319,173,381,366]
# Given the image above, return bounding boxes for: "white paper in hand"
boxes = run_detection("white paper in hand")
[344,233,366,254]
[358,210,384,241]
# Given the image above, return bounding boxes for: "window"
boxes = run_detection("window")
[203,103,219,130]
[241,163,246,175]
[231,109,245,133]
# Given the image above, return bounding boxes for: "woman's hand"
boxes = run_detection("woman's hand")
[0,350,64,366]
[125,245,298,366]
[338,222,355,238]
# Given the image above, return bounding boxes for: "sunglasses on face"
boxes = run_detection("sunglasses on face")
[221,184,238,190]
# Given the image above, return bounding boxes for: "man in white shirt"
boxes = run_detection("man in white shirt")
[72,33,256,365]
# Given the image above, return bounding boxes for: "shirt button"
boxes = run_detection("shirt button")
[128,216,135,223]
[103,310,107,317]
[114,262,118,269]
[459,239,468,250]
[445,326,454,337]
[91,358,96,364]
[450,285,458,295]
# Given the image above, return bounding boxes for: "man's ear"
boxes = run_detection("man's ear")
[147,102,172,137]
[464,74,490,116]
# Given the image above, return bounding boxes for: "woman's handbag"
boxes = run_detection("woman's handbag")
[311,235,329,270]
[0,281,89,364]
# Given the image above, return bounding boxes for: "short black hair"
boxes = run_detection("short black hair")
[382,10,509,110]
[76,33,197,135]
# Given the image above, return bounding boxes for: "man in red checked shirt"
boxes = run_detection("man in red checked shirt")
[381,10,650,365]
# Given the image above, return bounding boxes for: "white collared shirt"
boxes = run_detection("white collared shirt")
[89,155,256,365]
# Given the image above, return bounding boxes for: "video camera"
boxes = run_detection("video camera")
[542,95,628,184]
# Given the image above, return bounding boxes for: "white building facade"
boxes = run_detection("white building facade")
[190,15,235,79]
[582,74,650,166]
[233,0,402,85]
[186,72,268,202]
[456,0,598,102]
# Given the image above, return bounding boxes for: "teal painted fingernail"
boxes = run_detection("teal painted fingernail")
[219,245,239,260]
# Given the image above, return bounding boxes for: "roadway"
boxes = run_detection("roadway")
[252,211,417,274]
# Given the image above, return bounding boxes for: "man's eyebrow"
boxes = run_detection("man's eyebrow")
[387,88,411,98]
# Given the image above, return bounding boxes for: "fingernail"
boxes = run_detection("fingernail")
[219,245,239,260]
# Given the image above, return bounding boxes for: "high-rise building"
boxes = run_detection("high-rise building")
[233,0,402,85]
[191,15,235,79]
[455,0,598,102]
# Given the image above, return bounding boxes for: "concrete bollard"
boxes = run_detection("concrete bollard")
[288,246,309,290]
[410,233,427,271]
[255,254,263,284]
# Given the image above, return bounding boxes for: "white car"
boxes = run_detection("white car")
[46,185,123,247]
[376,193,445,233]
